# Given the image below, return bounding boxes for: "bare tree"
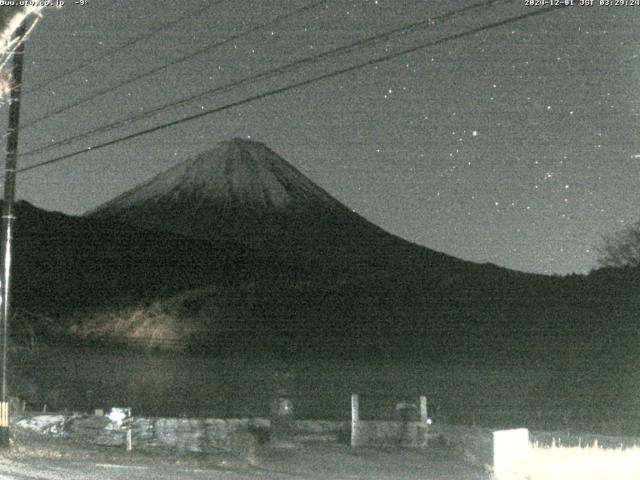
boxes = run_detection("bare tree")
[597,220,640,268]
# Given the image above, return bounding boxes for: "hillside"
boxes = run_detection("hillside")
[18,139,613,362]
[0,138,632,363]
[79,139,540,354]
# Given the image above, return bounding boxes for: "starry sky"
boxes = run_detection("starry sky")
[2,0,639,275]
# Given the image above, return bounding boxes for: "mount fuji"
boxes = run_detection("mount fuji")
[10,138,625,361]
[77,138,556,353]
[87,138,423,260]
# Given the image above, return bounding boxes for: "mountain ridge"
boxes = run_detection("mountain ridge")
[8,140,625,361]
[86,138,526,277]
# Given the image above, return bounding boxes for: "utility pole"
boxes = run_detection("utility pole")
[0,21,26,448]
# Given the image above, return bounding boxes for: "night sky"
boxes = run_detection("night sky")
[2,0,639,275]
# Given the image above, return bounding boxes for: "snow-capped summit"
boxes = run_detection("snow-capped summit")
[93,138,342,211]
[87,138,379,251]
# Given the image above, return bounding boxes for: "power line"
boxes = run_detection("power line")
[19,3,562,174]
[19,0,330,131]
[25,0,228,94]
[21,0,510,159]
[16,4,565,177]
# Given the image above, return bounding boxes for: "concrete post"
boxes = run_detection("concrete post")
[419,396,427,423]
[419,396,428,447]
[351,394,359,447]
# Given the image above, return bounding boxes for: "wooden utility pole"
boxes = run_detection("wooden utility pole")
[0,20,26,448]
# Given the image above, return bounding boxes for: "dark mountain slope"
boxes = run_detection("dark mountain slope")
[10,201,255,320]
[78,138,621,359]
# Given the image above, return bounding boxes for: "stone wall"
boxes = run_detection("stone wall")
[353,420,431,446]
[13,413,435,451]
[14,414,270,453]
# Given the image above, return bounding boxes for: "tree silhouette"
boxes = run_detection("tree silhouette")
[598,220,640,268]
